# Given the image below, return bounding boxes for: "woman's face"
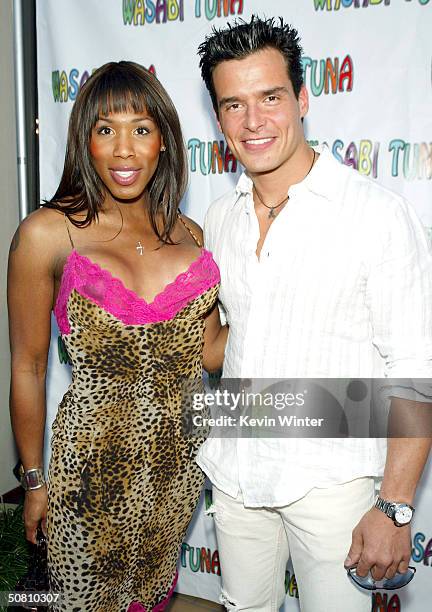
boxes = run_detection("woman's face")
[89,108,163,203]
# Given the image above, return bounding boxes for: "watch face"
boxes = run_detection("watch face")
[395,505,413,525]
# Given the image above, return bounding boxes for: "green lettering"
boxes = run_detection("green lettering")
[123,0,135,24]
[52,71,60,102]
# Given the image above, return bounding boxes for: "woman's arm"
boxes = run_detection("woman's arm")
[178,214,228,371]
[8,211,57,543]
[203,304,228,373]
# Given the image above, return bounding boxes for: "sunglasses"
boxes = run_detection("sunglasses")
[347,566,416,590]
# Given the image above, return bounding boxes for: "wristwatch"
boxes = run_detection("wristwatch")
[19,465,46,491]
[375,496,415,527]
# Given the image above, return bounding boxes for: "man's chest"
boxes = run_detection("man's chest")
[213,204,371,321]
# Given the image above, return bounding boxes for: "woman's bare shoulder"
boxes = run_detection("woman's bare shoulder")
[10,206,69,257]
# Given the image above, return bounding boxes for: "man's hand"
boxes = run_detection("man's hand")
[344,507,411,580]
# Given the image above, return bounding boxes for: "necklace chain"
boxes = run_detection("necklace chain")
[254,149,316,219]
[134,212,201,255]
[254,191,288,219]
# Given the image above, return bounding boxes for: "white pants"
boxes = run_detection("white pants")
[212,478,374,612]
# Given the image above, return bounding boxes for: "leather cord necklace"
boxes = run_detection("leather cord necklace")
[254,191,289,219]
[254,149,317,219]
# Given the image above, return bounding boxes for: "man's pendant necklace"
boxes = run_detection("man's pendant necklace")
[253,150,317,220]
[254,190,289,219]
[136,241,144,255]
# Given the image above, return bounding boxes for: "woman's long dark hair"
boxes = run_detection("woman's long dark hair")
[43,61,188,243]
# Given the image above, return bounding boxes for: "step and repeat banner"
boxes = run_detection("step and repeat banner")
[37,1,432,610]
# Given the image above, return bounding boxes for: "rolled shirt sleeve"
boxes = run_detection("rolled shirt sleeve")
[366,194,432,378]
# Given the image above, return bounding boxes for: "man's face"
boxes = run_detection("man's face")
[213,47,308,178]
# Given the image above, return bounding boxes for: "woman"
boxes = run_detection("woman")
[8,61,226,611]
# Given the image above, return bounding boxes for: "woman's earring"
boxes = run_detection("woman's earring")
[160,146,166,152]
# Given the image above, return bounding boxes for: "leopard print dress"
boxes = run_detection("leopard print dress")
[49,234,220,611]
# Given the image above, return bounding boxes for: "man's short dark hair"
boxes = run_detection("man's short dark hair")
[198,15,304,116]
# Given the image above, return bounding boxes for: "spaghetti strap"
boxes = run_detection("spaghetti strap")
[178,213,202,248]
[64,215,75,249]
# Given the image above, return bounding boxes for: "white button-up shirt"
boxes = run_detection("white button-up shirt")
[197,148,432,507]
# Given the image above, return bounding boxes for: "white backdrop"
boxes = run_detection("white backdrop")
[37,1,432,610]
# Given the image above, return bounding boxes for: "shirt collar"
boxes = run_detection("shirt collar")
[232,172,253,208]
[232,144,344,209]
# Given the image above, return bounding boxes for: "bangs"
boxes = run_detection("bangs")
[54,60,186,237]
[86,66,157,126]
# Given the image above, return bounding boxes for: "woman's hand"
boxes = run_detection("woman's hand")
[8,210,61,547]
[24,485,48,544]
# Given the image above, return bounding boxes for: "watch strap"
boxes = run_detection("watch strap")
[375,496,415,524]
[19,466,46,491]
[375,496,396,518]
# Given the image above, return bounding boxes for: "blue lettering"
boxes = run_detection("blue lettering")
[412,532,425,562]
[188,138,201,172]
[68,68,79,101]
[388,139,405,177]
[205,0,218,19]
[332,139,344,163]
[146,0,156,21]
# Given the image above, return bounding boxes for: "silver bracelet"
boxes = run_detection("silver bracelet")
[19,466,46,491]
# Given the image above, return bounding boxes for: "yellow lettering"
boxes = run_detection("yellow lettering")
[60,71,68,102]
[289,575,299,598]
[358,140,372,175]
[134,0,146,25]
[168,0,179,19]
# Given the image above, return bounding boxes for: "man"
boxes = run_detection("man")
[196,15,432,612]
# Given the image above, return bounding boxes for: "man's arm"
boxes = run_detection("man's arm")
[346,432,431,579]
[346,193,432,579]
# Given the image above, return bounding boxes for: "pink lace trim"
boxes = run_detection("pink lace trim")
[54,250,220,335]
[127,571,178,612]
